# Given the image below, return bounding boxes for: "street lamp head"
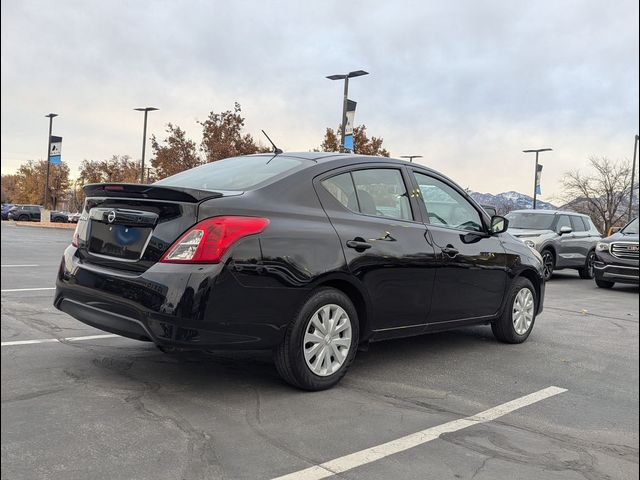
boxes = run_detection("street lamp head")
[348,70,369,78]
[45,113,58,118]
[326,74,347,81]
[523,148,552,153]
[134,107,159,112]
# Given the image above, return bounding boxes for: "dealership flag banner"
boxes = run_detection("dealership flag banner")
[49,136,62,165]
[343,100,357,151]
[535,163,543,195]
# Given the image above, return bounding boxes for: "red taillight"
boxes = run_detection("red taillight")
[160,216,269,264]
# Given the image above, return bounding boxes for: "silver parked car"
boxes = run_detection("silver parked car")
[506,210,601,281]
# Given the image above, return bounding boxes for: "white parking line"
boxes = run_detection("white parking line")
[1,264,40,267]
[271,386,567,480]
[1,334,120,347]
[1,287,55,293]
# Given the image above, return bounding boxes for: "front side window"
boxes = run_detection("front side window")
[413,172,482,232]
[556,215,571,231]
[570,216,587,232]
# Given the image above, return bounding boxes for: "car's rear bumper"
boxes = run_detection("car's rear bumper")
[55,246,297,350]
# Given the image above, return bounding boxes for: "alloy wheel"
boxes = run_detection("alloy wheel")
[512,288,535,335]
[541,251,554,280]
[303,304,352,377]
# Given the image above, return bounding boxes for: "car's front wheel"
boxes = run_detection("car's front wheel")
[595,278,615,289]
[492,277,537,344]
[541,249,555,281]
[274,288,359,391]
[578,251,596,279]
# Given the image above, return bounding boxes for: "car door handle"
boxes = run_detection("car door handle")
[346,239,372,251]
[442,245,459,257]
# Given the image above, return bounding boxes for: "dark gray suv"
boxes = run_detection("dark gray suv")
[506,210,601,281]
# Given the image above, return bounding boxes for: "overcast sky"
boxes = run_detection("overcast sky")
[1,0,638,200]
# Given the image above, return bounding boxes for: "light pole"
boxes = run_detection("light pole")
[134,107,158,183]
[326,70,368,152]
[44,113,58,209]
[400,155,423,163]
[523,148,552,209]
[630,134,639,222]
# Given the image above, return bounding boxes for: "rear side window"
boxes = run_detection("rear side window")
[581,217,591,231]
[321,173,357,211]
[351,169,413,221]
[570,216,587,232]
[154,155,304,191]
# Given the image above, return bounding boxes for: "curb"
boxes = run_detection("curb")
[8,221,76,230]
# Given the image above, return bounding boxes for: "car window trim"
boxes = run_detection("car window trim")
[315,163,422,225]
[407,167,490,233]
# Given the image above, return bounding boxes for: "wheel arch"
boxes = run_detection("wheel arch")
[515,268,543,309]
[310,274,372,342]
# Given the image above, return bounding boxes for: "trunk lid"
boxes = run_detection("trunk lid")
[75,183,240,272]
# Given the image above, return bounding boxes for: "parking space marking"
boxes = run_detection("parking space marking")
[1,287,55,293]
[1,334,120,347]
[1,264,40,267]
[271,386,567,480]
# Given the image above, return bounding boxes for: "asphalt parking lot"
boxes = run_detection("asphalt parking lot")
[1,222,638,480]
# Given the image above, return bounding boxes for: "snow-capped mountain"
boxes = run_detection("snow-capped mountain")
[469,191,557,213]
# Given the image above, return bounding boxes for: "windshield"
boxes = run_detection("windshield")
[621,218,639,235]
[505,212,555,230]
[154,155,304,191]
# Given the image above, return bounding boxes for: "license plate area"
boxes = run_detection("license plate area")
[88,221,152,261]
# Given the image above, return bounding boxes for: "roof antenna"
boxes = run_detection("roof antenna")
[262,130,283,156]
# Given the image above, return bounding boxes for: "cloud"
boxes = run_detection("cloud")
[1,0,638,198]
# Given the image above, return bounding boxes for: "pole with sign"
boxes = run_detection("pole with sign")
[43,113,58,210]
[343,100,357,152]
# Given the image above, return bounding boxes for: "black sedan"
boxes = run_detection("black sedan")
[56,153,545,390]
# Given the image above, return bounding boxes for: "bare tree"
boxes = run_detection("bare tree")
[561,156,634,233]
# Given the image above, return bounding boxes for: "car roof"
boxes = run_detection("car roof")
[509,209,588,217]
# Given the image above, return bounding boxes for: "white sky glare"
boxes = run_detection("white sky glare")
[1,0,638,200]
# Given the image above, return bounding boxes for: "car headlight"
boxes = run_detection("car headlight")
[596,242,610,252]
[524,239,536,248]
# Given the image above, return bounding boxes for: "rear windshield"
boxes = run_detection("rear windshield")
[154,155,304,191]
[621,218,639,234]
[505,212,555,230]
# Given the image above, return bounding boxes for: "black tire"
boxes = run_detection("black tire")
[492,277,537,344]
[274,287,359,391]
[18,214,28,222]
[540,249,555,281]
[578,250,596,279]
[595,278,615,289]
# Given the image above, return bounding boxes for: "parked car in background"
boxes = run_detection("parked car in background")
[67,212,81,223]
[594,218,639,289]
[7,205,41,222]
[51,211,70,223]
[506,209,601,281]
[56,153,545,390]
[1,203,15,220]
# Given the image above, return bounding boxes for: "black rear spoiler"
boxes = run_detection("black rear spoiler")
[83,183,224,203]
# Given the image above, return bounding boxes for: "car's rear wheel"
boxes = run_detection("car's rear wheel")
[274,287,359,391]
[541,249,554,281]
[492,277,537,344]
[595,278,615,289]
[18,214,28,222]
[578,251,596,279]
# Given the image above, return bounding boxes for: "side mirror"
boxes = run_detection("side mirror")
[559,226,572,235]
[490,215,509,235]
